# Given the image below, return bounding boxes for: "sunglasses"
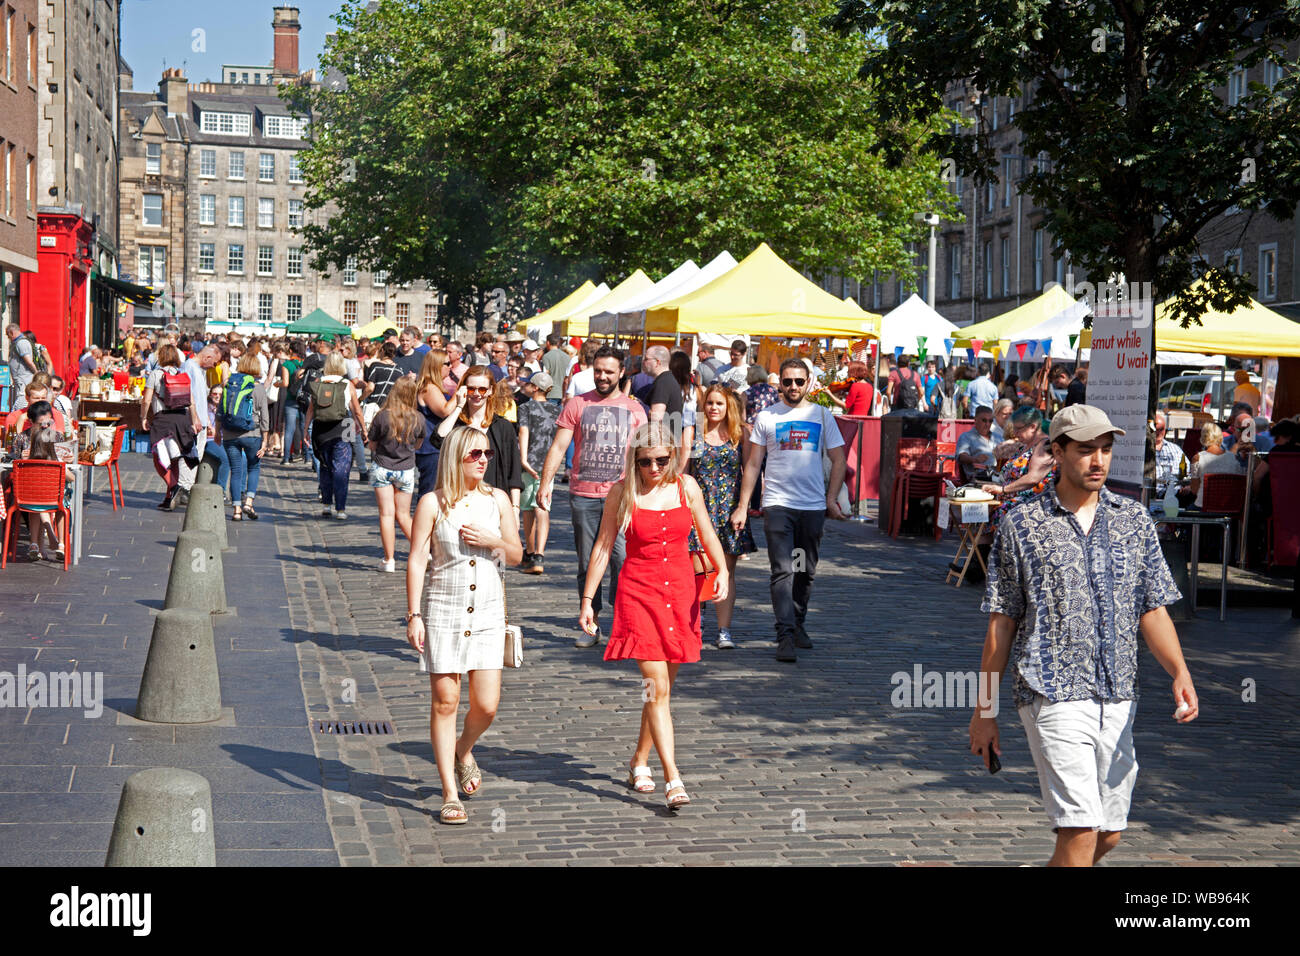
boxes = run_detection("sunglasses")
[463,448,495,462]
[781,377,807,386]
[465,385,490,395]
[636,455,672,469]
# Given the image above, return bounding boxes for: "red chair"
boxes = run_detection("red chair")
[89,425,126,510]
[2,460,71,570]
[1200,473,1246,515]
[889,470,945,540]
[934,440,958,479]
[1267,454,1300,568]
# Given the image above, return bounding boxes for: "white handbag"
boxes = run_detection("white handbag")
[501,568,522,668]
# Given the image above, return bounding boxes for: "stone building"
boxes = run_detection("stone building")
[117,5,444,336]
[0,0,40,353]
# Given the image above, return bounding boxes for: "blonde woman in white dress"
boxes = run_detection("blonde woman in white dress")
[406,426,523,824]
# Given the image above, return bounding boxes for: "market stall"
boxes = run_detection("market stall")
[554,270,656,339]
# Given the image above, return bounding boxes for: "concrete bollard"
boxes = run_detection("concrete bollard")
[183,483,228,551]
[163,530,228,615]
[196,455,217,485]
[106,768,216,867]
[135,608,222,723]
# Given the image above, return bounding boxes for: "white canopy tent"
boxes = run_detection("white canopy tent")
[878,294,961,357]
[605,250,740,337]
[588,259,701,334]
[1004,292,1092,360]
[525,282,609,343]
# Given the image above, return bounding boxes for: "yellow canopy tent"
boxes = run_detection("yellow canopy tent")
[952,285,1084,351]
[558,270,656,338]
[352,317,399,340]
[530,280,599,327]
[1079,287,1300,358]
[643,243,880,338]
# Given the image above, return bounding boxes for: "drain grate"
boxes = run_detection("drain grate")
[314,719,394,735]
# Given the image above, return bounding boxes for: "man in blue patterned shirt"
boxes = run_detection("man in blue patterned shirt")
[970,404,1200,866]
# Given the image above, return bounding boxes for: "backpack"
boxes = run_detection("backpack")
[310,377,350,424]
[295,363,322,410]
[219,372,257,431]
[160,369,192,409]
[895,367,921,409]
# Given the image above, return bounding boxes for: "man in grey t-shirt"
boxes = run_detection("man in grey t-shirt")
[541,334,569,402]
[6,325,37,391]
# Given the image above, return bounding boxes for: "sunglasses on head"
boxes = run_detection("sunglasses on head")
[636,455,672,469]
[781,377,807,386]
[463,448,495,462]
[465,385,490,395]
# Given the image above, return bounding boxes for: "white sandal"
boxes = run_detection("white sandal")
[627,765,655,793]
[665,778,690,810]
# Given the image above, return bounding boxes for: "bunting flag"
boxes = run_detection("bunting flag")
[917,349,928,363]
[966,348,976,361]
[1016,342,1028,360]
[943,337,956,356]
[972,339,985,355]
[1026,341,1039,359]
[1040,338,1053,357]
[917,336,927,352]
[991,346,1001,360]
[1069,333,1078,350]
[894,345,904,362]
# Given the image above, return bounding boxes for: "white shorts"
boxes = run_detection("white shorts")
[1018,696,1138,832]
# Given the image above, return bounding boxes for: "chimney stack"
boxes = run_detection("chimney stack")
[272,6,301,77]
[160,68,188,117]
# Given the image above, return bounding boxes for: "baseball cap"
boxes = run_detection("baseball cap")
[1049,404,1126,443]
[522,338,540,351]
[529,371,553,392]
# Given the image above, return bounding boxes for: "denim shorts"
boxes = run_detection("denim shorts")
[369,466,416,493]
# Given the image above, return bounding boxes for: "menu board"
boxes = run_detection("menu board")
[1085,301,1152,487]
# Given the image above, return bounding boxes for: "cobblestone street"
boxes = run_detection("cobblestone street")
[1,455,1297,865]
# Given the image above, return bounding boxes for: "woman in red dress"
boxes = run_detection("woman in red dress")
[578,422,727,810]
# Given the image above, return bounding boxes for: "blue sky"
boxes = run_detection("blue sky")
[120,0,347,87]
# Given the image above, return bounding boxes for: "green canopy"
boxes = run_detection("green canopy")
[284,308,351,339]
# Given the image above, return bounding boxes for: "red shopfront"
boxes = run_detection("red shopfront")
[18,211,94,386]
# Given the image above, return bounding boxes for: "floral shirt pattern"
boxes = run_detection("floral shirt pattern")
[990,441,1057,524]
[687,438,756,555]
[744,383,780,426]
[982,482,1181,708]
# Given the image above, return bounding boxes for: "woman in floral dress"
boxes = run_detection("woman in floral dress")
[688,385,756,649]
[982,406,1057,524]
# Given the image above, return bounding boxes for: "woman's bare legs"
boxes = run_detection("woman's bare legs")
[457,669,502,769]
[373,484,396,561]
[430,674,461,803]
[633,660,681,781]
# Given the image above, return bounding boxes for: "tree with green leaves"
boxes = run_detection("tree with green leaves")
[285,0,954,332]
[824,0,1300,328]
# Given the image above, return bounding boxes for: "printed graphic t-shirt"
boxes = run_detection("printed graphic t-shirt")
[556,391,647,499]
[751,402,844,511]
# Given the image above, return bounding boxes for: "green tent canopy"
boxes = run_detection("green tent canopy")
[285,308,351,339]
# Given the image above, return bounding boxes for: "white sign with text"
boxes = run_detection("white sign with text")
[1085,302,1151,486]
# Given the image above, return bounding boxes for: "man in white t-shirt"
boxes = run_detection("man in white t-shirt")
[732,358,847,662]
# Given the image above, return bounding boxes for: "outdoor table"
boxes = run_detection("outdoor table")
[0,460,84,567]
[76,398,142,433]
[942,495,992,587]
[1154,511,1231,621]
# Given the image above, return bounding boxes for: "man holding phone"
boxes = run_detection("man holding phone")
[970,404,1199,866]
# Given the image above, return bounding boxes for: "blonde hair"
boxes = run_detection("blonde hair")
[1202,422,1223,449]
[416,348,447,399]
[236,352,261,376]
[616,422,683,533]
[433,426,493,526]
[459,367,496,428]
[381,376,424,446]
[323,352,348,377]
